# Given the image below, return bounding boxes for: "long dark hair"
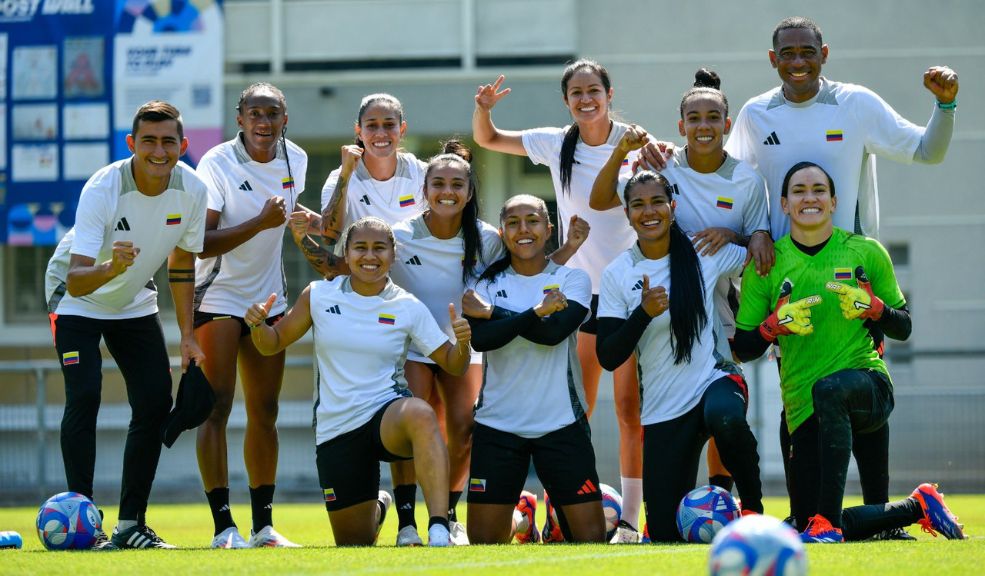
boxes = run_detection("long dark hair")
[478,194,551,284]
[623,171,707,364]
[559,59,612,195]
[424,139,484,283]
[354,93,404,148]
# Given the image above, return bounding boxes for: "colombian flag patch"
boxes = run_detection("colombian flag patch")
[166,214,181,226]
[323,488,336,502]
[378,313,396,325]
[716,196,734,210]
[62,351,80,366]
[469,478,486,493]
[398,194,416,208]
[542,284,560,294]
[826,130,844,142]
[834,268,853,280]
[282,177,294,190]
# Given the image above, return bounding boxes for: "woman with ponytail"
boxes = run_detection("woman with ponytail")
[596,171,764,543]
[193,82,317,548]
[388,141,590,545]
[472,60,647,540]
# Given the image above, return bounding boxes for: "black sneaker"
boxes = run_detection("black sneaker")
[111,524,177,549]
[869,526,917,541]
[90,530,120,551]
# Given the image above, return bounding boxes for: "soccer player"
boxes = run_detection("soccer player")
[462,194,605,545]
[596,171,764,543]
[386,141,587,545]
[472,60,646,542]
[193,82,319,548]
[244,217,473,547]
[590,68,772,493]
[725,16,959,537]
[45,100,208,549]
[732,162,964,542]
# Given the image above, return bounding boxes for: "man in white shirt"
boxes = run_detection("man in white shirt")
[45,100,208,550]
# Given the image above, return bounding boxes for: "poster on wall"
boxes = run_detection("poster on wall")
[0,1,224,245]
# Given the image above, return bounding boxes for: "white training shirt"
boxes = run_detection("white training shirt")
[724,78,922,239]
[390,214,505,364]
[320,151,427,228]
[310,276,449,444]
[598,242,746,425]
[193,135,307,317]
[45,158,207,319]
[522,123,638,292]
[473,261,592,438]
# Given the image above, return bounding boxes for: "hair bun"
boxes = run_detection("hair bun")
[441,139,473,163]
[693,68,721,90]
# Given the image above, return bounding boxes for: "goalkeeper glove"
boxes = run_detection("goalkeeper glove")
[825,266,885,321]
[759,279,822,341]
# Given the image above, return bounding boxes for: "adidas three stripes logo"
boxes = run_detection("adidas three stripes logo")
[631,279,644,291]
[405,255,422,266]
[326,305,341,314]
[762,131,781,145]
[239,180,253,191]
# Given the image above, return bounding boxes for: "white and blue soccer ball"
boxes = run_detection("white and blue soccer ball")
[600,483,623,539]
[36,492,101,550]
[709,514,808,576]
[676,485,740,543]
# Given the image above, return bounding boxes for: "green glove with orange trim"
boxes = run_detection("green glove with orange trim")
[826,266,885,321]
[759,279,823,341]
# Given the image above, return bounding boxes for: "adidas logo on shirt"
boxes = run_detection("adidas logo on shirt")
[631,279,644,291]
[115,217,131,231]
[326,305,341,315]
[495,289,508,298]
[405,255,422,266]
[670,183,681,196]
[359,194,371,205]
[239,180,253,191]
[762,131,781,146]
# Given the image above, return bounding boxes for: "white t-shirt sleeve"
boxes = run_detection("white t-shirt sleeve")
[178,178,208,254]
[409,299,451,358]
[195,159,226,213]
[563,268,593,310]
[597,263,629,320]
[724,105,758,169]
[70,175,115,259]
[857,88,923,164]
[521,127,563,166]
[741,170,770,236]
[713,243,748,278]
[320,169,341,213]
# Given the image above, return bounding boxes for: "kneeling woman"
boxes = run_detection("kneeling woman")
[596,171,764,542]
[463,195,606,544]
[244,217,471,546]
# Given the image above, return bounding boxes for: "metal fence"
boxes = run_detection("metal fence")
[1,355,983,506]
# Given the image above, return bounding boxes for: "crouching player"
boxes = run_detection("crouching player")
[244,217,471,546]
[733,161,965,542]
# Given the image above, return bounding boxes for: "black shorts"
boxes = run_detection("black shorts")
[193,311,284,337]
[467,419,601,507]
[578,294,600,335]
[316,398,410,511]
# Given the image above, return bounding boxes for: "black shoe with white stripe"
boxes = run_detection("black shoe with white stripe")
[111,524,177,549]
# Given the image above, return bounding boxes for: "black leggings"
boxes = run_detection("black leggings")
[54,313,173,521]
[642,375,763,542]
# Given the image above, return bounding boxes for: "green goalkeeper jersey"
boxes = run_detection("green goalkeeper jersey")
[736,227,906,433]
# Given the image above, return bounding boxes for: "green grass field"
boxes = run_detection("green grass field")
[2,495,983,575]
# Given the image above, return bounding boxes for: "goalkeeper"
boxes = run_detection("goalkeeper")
[733,162,963,543]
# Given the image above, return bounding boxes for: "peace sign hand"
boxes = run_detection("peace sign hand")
[475,75,512,112]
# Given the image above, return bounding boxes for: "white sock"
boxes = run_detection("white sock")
[621,477,643,529]
[116,519,138,532]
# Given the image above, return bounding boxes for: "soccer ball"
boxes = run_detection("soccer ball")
[600,483,623,539]
[676,485,740,543]
[709,514,807,576]
[36,492,101,550]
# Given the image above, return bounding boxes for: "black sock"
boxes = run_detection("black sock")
[448,491,463,523]
[206,488,236,536]
[709,474,735,492]
[250,484,275,534]
[428,516,449,530]
[394,484,417,529]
